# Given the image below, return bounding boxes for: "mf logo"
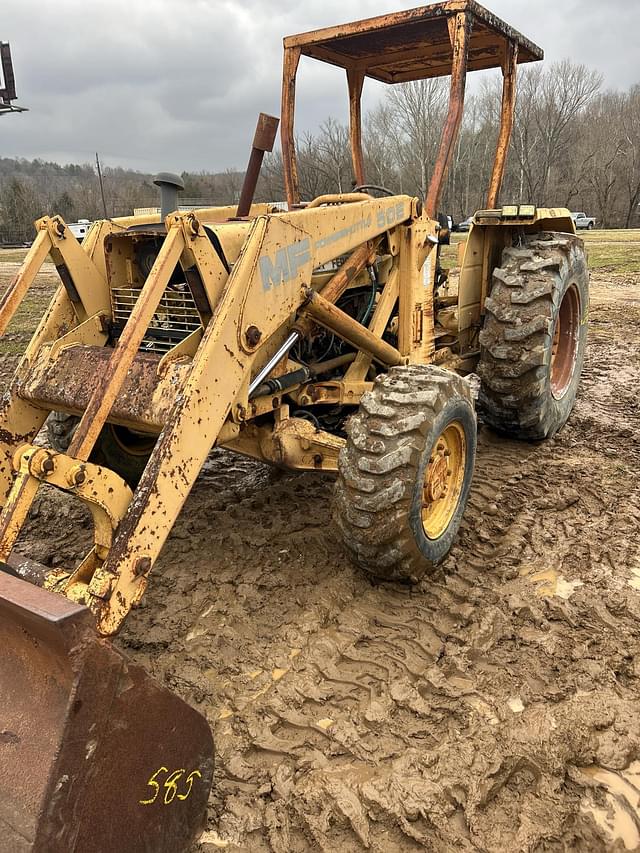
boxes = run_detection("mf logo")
[259,238,310,292]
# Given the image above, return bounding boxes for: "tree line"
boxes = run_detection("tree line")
[262,61,640,229]
[1,59,638,242]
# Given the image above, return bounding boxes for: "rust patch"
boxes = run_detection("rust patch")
[0,571,214,852]
[18,346,189,433]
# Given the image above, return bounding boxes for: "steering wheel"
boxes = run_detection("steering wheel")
[353,184,396,198]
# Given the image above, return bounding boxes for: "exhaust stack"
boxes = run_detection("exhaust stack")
[153,172,185,220]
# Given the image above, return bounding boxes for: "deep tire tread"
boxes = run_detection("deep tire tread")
[334,365,476,583]
[478,231,589,440]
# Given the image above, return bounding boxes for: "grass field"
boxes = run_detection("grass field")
[0,249,31,264]
[441,228,640,272]
[0,228,638,360]
[580,228,640,273]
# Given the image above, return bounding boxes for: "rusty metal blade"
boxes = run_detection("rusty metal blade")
[0,570,214,853]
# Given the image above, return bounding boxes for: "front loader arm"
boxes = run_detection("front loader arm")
[0,196,431,636]
[0,216,110,504]
[95,199,426,633]
[82,212,318,634]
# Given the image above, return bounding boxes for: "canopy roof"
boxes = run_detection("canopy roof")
[284,0,543,84]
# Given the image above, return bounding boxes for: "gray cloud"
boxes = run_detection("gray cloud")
[2,0,639,173]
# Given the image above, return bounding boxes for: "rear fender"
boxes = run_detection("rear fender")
[457,207,577,351]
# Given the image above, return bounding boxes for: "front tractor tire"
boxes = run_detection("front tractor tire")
[334,365,477,583]
[47,413,155,488]
[478,231,589,440]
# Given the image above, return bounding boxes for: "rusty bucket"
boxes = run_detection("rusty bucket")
[0,569,214,852]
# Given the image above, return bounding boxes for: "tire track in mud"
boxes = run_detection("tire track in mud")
[4,273,640,851]
[193,276,640,851]
[197,404,640,849]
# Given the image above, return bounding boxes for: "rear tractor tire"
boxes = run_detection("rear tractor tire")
[47,413,155,488]
[478,231,589,440]
[334,365,477,583]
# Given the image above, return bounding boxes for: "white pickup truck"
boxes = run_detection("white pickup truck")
[68,219,92,241]
[571,212,596,230]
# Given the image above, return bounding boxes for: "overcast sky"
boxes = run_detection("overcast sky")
[1,0,639,174]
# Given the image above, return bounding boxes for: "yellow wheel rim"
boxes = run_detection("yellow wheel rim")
[421,421,466,540]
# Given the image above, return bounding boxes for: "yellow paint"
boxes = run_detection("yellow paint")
[421,420,467,540]
[271,668,288,681]
[522,566,583,600]
[139,766,202,806]
[248,669,263,679]
[139,766,168,805]
[316,718,334,730]
[177,770,202,802]
[218,708,233,720]
[163,768,185,805]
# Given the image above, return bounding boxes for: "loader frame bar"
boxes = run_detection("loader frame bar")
[486,40,518,209]
[424,11,470,217]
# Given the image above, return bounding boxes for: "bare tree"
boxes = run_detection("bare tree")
[314,118,351,193]
[620,85,640,227]
[363,103,404,193]
[386,78,448,199]
[296,132,330,201]
[4,59,640,236]
[512,60,602,204]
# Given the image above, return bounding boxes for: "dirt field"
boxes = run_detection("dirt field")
[1,230,640,851]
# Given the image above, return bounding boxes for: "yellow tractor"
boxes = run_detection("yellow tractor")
[0,2,588,850]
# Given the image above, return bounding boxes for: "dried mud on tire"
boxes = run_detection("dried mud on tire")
[9,271,640,852]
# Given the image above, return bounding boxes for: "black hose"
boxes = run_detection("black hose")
[358,266,378,326]
[249,366,311,399]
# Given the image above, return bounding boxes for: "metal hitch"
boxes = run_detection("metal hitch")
[0,570,214,853]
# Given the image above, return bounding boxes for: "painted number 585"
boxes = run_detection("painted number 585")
[139,767,202,805]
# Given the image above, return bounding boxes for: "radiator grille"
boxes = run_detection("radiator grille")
[111,284,202,355]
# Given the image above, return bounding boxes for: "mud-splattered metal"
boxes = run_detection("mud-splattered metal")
[0,569,214,853]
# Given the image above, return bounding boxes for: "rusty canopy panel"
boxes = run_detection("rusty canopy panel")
[284,0,543,84]
[281,1,542,208]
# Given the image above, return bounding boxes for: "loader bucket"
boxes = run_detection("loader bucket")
[0,569,214,853]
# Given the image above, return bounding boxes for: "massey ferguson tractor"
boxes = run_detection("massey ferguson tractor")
[0,2,588,850]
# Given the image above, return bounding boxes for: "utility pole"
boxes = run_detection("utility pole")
[95,152,109,218]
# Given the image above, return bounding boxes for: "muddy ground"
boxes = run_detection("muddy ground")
[1,240,640,851]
